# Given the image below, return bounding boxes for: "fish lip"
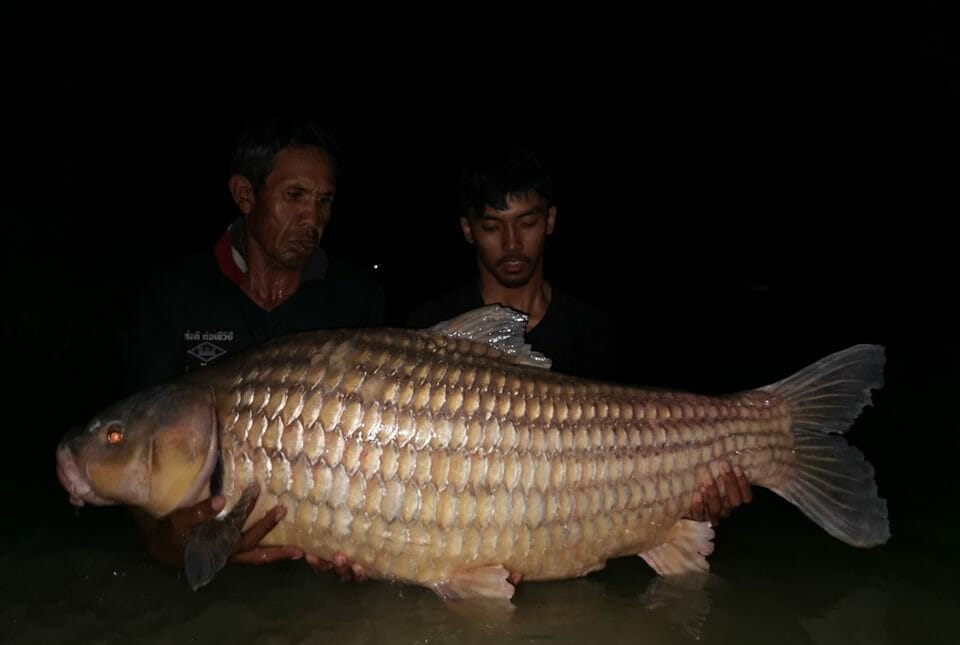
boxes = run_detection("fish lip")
[55,442,86,505]
[55,442,113,507]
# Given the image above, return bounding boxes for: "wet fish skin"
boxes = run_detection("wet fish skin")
[215,326,794,585]
[57,306,888,601]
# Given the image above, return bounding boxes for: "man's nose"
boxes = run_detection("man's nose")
[503,224,521,250]
[301,199,330,227]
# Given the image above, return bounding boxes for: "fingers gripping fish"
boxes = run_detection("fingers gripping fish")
[56,306,889,603]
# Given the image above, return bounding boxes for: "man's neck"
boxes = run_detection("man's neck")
[239,238,302,311]
[478,268,552,330]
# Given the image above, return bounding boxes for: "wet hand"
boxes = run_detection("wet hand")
[227,501,305,566]
[304,551,368,582]
[142,489,304,568]
[141,496,224,568]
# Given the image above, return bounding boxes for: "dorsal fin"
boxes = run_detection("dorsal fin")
[428,305,552,369]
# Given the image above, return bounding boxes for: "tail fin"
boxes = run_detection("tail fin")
[760,344,890,547]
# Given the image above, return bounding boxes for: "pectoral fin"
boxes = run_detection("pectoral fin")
[183,485,260,590]
[183,518,241,590]
[640,519,715,576]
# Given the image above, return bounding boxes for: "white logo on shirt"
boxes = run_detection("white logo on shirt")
[187,342,227,363]
[184,330,235,342]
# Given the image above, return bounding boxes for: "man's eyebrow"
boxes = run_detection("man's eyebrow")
[480,207,544,219]
[517,207,545,216]
[285,181,336,195]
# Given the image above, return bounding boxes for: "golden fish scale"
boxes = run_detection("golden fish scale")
[210,329,794,585]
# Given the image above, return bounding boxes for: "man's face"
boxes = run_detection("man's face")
[234,146,336,270]
[460,191,556,288]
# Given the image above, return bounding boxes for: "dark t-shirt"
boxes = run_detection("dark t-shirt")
[124,242,385,394]
[406,281,622,382]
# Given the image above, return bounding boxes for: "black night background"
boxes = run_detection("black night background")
[2,4,957,643]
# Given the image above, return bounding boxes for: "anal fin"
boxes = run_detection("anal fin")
[430,564,516,602]
[640,519,715,576]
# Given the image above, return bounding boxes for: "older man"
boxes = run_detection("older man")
[125,117,384,577]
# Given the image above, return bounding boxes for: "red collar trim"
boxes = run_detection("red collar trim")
[214,229,244,286]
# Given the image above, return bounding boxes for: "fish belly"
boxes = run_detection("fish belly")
[210,329,794,586]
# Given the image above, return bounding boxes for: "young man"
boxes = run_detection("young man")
[408,146,749,524]
[124,117,384,578]
[407,147,621,381]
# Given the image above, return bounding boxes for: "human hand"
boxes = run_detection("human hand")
[305,551,368,582]
[143,485,303,568]
[226,498,305,566]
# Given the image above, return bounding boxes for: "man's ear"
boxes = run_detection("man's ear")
[459,216,474,244]
[228,175,255,215]
[546,206,557,235]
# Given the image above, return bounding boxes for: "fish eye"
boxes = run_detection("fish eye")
[106,427,124,445]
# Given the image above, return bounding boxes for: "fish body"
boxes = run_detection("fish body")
[56,306,889,600]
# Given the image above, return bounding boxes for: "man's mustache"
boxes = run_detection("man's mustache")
[291,228,321,246]
[498,254,531,266]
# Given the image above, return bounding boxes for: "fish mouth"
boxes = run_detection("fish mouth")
[55,442,115,507]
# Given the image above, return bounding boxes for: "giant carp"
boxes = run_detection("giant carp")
[56,306,889,602]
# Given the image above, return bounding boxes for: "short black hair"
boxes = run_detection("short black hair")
[229,117,340,191]
[459,146,553,219]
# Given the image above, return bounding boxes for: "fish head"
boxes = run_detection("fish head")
[56,383,219,517]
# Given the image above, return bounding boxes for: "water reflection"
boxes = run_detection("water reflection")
[2,497,957,644]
